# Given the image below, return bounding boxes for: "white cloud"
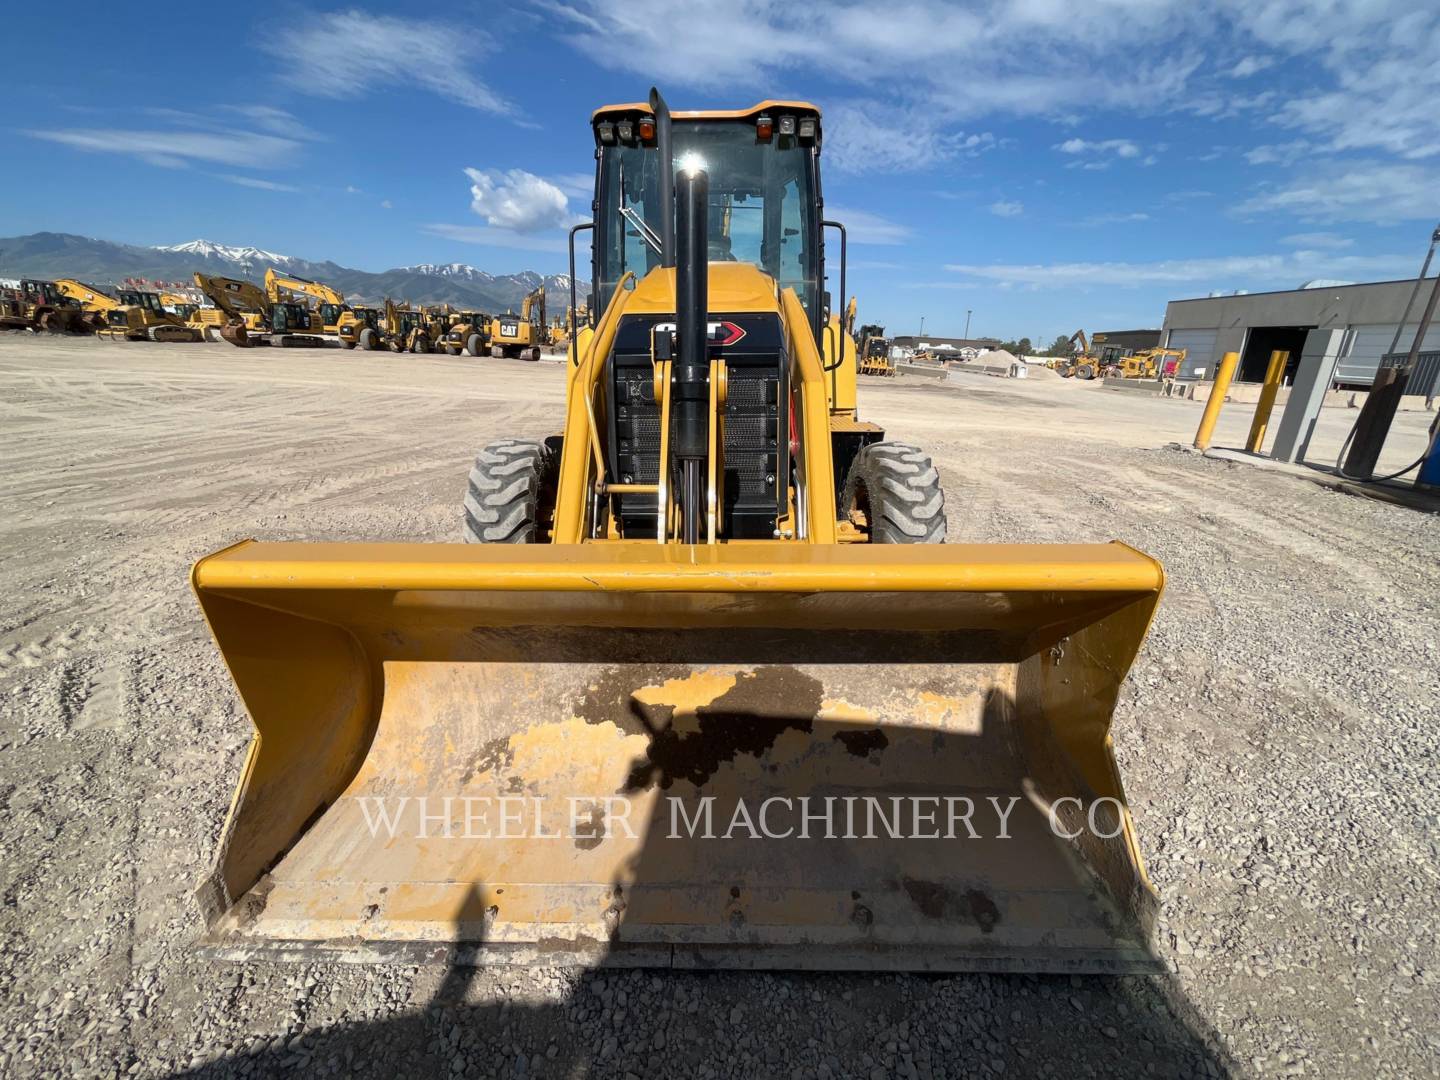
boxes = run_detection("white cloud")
[1055,138,1141,158]
[465,168,576,232]
[825,103,995,173]
[23,127,300,169]
[381,200,393,209]
[217,174,301,192]
[1280,232,1353,249]
[1235,162,1440,224]
[423,224,567,252]
[1244,140,1311,165]
[540,0,1440,199]
[1080,212,1151,226]
[263,10,510,115]
[826,206,911,245]
[988,200,1024,218]
[1230,55,1274,78]
[943,249,1418,289]
[548,172,596,199]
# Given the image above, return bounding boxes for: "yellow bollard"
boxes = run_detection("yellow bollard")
[1193,350,1240,451]
[1244,350,1289,453]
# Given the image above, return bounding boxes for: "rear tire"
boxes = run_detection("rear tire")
[842,442,947,543]
[466,334,483,357]
[342,340,356,350]
[1076,363,1096,380]
[463,439,558,543]
[412,335,431,354]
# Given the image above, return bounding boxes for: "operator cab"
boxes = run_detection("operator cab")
[117,290,166,315]
[590,101,824,346]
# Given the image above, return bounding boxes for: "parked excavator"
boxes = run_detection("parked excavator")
[192,272,326,348]
[54,279,201,342]
[489,285,545,360]
[265,268,348,335]
[190,90,1164,974]
[0,279,95,333]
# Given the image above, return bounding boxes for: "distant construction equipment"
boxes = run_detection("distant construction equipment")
[489,285,545,360]
[0,278,94,333]
[54,279,201,342]
[193,272,326,348]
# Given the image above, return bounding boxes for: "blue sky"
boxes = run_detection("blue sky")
[3,0,1437,342]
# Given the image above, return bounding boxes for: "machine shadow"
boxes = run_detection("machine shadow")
[177,669,1237,1079]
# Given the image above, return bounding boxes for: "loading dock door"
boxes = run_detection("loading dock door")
[1339,324,1440,386]
[1239,326,1313,383]
[1164,329,1218,379]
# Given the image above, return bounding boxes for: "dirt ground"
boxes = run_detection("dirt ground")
[1,333,1436,1079]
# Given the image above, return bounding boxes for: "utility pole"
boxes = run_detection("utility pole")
[964,309,972,340]
[919,315,926,338]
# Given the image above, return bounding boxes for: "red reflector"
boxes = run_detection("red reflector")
[713,320,746,346]
[756,115,773,141]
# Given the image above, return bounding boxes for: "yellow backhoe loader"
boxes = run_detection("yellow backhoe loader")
[265,268,348,335]
[54,279,201,342]
[193,272,327,348]
[489,285,545,360]
[0,279,95,333]
[1115,346,1187,380]
[190,90,1164,974]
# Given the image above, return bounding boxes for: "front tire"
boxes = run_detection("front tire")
[463,439,558,543]
[360,327,380,351]
[841,442,947,543]
[466,334,483,357]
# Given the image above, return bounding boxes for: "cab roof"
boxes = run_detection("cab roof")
[591,100,821,122]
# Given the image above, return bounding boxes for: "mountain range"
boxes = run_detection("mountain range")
[0,233,586,313]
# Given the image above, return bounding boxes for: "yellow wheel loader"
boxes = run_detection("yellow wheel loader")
[337,306,381,350]
[439,311,492,356]
[190,90,1165,974]
[490,285,545,360]
[54,279,202,342]
[0,279,96,333]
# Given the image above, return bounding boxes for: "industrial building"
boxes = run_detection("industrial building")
[1160,278,1440,386]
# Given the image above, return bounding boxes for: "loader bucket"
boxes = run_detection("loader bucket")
[192,541,1165,973]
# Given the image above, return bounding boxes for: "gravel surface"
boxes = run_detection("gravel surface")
[1,334,1436,1078]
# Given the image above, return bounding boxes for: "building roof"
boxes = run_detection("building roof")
[1168,277,1421,305]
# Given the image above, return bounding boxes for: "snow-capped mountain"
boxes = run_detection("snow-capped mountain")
[0,231,589,313]
[154,239,293,266]
[396,262,496,282]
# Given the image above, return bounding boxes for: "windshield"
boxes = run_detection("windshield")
[119,291,164,314]
[595,119,819,323]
